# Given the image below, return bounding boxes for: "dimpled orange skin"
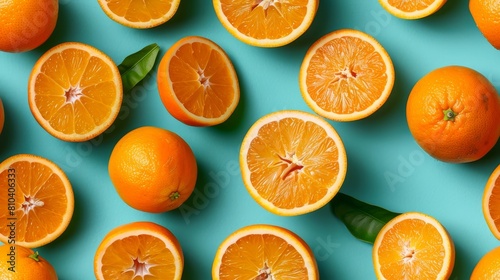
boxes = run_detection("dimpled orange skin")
[406,65,500,163]
[0,244,58,280]
[471,246,500,280]
[470,0,500,49]
[108,126,198,213]
[0,0,58,52]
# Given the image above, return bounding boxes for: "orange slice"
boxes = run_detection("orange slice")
[97,0,181,29]
[239,110,347,216]
[0,154,74,248]
[94,221,184,280]
[212,224,318,279]
[157,36,240,126]
[378,0,447,19]
[28,42,123,142]
[482,164,500,239]
[299,29,395,122]
[213,0,318,47]
[373,212,455,280]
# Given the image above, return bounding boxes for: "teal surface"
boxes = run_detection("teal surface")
[1,0,499,279]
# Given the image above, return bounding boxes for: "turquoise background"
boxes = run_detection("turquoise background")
[1,0,500,279]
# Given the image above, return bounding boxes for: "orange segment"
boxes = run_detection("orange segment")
[97,0,181,29]
[0,154,74,248]
[378,0,447,19]
[482,164,500,239]
[299,29,395,121]
[213,0,318,47]
[373,212,455,280]
[239,110,347,216]
[157,36,240,126]
[212,224,318,280]
[94,221,184,280]
[28,42,123,142]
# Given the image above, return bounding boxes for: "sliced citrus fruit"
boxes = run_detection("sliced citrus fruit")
[213,0,318,47]
[212,224,318,280]
[0,154,74,248]
[240,110,347,216]
[97,0,181,29]
[94,221,184,280]
[378,0,447,19]
[157,36,240,126]
[28,42,123,142]
[482,164,500,239]
[299,29,395,121]
[373,212,455,280]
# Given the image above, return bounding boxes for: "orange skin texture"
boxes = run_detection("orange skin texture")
[108,126,197,213]
[470,0,500,49]
[471,246,500,280]
[406,65,500,163]
[0,244,57,280]
[0,0,58,52]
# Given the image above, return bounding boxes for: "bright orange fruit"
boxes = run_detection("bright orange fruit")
[482,164,500,239]
[212,224,318,280]
[471,246,500,280]
[470,0,500,49]
[378,0,447,19]
[0,244,58,279]
[94,221,184,280]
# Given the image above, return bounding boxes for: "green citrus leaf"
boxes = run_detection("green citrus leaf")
[118,43,160,93]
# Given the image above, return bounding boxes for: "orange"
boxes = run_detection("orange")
[482,164,500,239]
[0,244,57,279]
[406,65,500,163]
[299,29,395,121]
[97,0,181,29]
[28,42,123,142]
[157,36,240,126]
[0,0,58,52]
[471,246,500,280]
[0,98,4,135]
[470,0,500,49]
[212,224,318,279]
[94,221,184,280]
[372,212,455,280]
[213,0,318,47]
[239,110,347,216]
[0,154,74,248]
[378,0,447,19]
[108,126,197,213]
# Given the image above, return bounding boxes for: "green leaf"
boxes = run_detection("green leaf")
[118,43,160,93]
[330,193,401,244]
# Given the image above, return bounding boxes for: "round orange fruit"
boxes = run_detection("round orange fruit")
[406,65,500,163]
[482,164,500,239]
[0,0,58,52]
[470,0,500,49]
[471,246,500,279]
[0,244,57,279]
[108,126,198,213]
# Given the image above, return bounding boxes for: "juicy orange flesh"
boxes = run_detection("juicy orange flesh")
[218,233,309,279]
[377,219,446,279]
[219,0,309,39]
[169,41,235,118]
[246,117,340,209]
[387,0,435,12]
[0,161,68,243]
[306,36,388,115]
[101,234,176,279]
[105,0,173,22]
[33,48,119,135]
[488,173,500,232]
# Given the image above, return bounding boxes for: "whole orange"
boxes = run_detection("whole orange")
[406,65,500,163]
[471,246,500,279]
[0,244,57,279]
[108,126,197,213]
[470,0,500,49]
[0,0,58,52]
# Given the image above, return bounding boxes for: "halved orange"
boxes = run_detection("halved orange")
[373,212,455,280]
[299,29,395,122]
[213,0,318,47]
[157,36,240,126]
[97,0,181,29]
[94,221,184,280]
[0,154,74,248]
[212,224,318,279]
[378,0,447,19]
[482,164,500,239]
[28,42,122,142]
[239,110,347,216]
